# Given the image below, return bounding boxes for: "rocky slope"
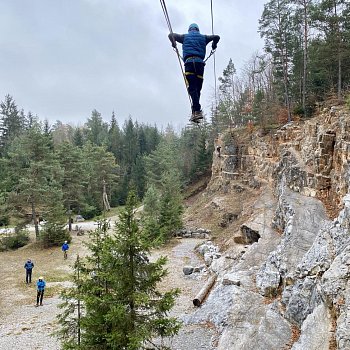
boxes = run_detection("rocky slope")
[185,106,350,349]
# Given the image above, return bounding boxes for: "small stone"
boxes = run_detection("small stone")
[183,266,194,275]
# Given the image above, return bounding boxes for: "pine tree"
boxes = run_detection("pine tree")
[82,143,118,213]
[58,194,181,349]
[3,126,64,238]
[218,59,237,129]
[56,142,88,230]
[0,95,26,155]
[85,109,109,146]
[158,170,184,242]
[259,0,298,121]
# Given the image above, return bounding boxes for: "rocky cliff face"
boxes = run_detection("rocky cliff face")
[190,106,350,349]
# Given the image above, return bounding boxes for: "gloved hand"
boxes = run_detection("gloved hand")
[168,34,176,48]
[212,44,217,50]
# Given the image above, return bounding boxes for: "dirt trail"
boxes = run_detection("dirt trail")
[0,232,216,350]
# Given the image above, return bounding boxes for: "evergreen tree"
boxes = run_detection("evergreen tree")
[3,127,64,238]
[0,95,26,155]
[56,142,88,230]
[82,143,118,214]
[72,127,84,148]
[259,0,298,121]
[217,59,237,129]
[158,171,184,242]
[107,111,122,161]
[312,0,350,99]
[58,194,181,349]
[85,109,109,146]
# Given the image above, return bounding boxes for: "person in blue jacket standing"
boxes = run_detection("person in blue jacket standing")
[168,23,220,123]
[24,259,34,284]
[62,240,69,259]
[36,276,46,306]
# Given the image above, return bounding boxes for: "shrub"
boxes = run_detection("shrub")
[80,206,102,220]
[0,227,29,251]
[40,222,71,248]
[0,215,9,227]
[346,94,350,111]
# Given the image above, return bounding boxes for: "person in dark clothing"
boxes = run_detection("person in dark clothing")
[24,259,34,284]
[168,23,220,123]
[36,276,46,306]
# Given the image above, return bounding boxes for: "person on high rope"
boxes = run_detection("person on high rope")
[168,23,220,123]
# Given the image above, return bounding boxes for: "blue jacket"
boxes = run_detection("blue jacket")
[24,261,34,270]
[62,243,69,251]
[168,31,220,63]
[37,280,46,291]
[183,31,207,62]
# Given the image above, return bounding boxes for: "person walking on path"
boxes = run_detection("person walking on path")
[168,23,220,123]
[24,259,34,284]
[62,240,69,259]
[36,276,46,306]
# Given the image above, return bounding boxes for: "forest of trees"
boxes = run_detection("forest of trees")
[214,0,350,131]
[0,94,213,244]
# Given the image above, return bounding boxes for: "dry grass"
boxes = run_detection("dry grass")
[0,231,90,317]
[283,324,301,349]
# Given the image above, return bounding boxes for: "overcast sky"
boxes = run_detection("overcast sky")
[0,0,266,129]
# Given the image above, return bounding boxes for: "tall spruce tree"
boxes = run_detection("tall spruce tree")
[0,95,26,155]
[58,193,180,349]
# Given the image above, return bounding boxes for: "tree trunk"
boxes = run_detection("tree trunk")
[68,204,72,232]
[333,0,342,100]
[31,200,39,239]
[302,0,308,112]
[277,0,291,122]
[102,180,111,211]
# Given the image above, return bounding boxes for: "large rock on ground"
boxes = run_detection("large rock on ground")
[291,304,332,350]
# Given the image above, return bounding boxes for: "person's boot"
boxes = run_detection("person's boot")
[191,110,203,122]
[190,110,203,123]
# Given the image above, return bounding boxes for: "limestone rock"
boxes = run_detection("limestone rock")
[291,304,331,350]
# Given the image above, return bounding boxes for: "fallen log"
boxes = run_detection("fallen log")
[193,274,217,307]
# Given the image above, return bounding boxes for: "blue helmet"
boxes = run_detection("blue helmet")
[188,23,199,32]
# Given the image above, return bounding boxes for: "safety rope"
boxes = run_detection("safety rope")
[210,0,217,106]
[159,0,192,109]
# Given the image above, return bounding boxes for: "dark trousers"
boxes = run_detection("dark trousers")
[37,290,44,305]
[185,61,205,113]
[26,269,32,283]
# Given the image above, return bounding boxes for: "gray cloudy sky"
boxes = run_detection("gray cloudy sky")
[0,0,266,129]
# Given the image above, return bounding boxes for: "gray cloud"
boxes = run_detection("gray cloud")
[0,0,266,128]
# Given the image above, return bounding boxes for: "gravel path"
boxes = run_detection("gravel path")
[0,296,61,350]
[0,237,218,350]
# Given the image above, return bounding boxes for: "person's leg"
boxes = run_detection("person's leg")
[40,291,44,305]
[185,62,201,113]
[194,62,205,112]
[28,270,32,283]
[26,270,29,284]
[36,291,40,306]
